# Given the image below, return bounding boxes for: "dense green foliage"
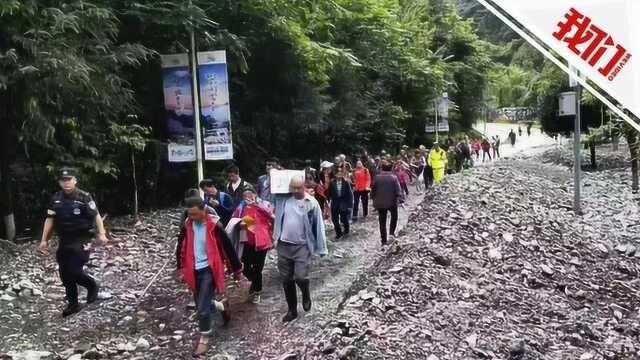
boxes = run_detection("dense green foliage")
[1,0,495,235]
[457,0,610,135]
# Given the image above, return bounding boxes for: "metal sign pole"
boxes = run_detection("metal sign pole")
[435,99,439,143]
[190,29,204,186]
[574,85,582,213]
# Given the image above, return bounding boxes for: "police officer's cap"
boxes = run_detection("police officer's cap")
[58,168,77,180]
[199,178,215,189]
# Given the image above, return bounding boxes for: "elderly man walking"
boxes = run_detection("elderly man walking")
[272,177,327,322]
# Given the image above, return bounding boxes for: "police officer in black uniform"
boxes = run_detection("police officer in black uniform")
[39,168,108,317]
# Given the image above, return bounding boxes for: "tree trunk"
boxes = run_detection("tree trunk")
[623,124,639,193]
[589,142,597,170]
[0,97,16,242]
[131,150,139,221]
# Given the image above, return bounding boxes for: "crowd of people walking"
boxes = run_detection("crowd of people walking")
[39,133,519,356]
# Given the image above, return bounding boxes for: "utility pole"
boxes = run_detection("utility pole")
[573,84,582,213]
[567,66,581,213]
[189,6,204,186]
[434,99,439,143]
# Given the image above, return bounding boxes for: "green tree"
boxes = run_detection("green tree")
[0,1,154,239]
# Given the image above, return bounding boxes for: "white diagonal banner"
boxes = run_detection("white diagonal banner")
[478,0,640,129]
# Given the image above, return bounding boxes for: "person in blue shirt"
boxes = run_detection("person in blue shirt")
[199,179,234,227]
[256,158,279,204]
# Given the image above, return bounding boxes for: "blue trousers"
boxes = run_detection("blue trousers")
[194,268,216,335]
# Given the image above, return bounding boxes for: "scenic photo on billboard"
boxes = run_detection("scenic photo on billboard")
[161,54,196,162]
[197,51,233,161]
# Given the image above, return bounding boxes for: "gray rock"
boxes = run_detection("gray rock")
[135,338,150,351]
[6,350,53,360]
[338,346,357,359]
[509,339,526,358]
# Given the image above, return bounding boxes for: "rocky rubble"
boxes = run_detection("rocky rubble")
[0,210,185,359]
[1,188,426,359]
[298,159,640,359]
[541,143,631,171]
[2,149,639,359]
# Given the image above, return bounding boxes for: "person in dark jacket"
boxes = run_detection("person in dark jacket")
[509,129,517,147]
[39,168,108,317]
[371,162,403,246]
[327,168,354,239]
[199,180,233,226]
[226,165,255,210]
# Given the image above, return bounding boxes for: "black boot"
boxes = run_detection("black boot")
[282,281,298,322]
[62,303,83,317]
[296,279,312,312]
[86,282,99,304]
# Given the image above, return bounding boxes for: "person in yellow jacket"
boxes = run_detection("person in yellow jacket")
[428,143,448,184]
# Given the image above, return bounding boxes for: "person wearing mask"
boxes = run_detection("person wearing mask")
[351,160,371,221]
[176,197,243,356]
[226,165,255,210]
[229,190,273,304]
[39,168,108,317]
[272,177,327,322]
[328,168,354,239]
[428,143,448,184]
[199,180,233,226]
[256,158,279,205]
[371,162,403,246]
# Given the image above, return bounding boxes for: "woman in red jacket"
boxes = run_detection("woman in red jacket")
[352,160,371,221]
[230,190,274,304]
